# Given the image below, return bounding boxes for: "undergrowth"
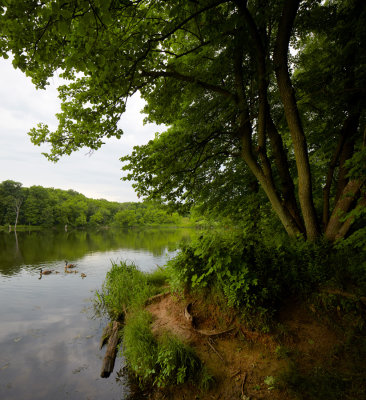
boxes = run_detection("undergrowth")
[96,261,212,390]
[123,310,212,389]
[95,261,170,320]
[167,228,365,330]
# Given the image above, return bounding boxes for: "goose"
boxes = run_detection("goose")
[65,260,76,268]
[40,268,52,275]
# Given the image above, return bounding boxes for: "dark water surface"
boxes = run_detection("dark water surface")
[0,228,191,400]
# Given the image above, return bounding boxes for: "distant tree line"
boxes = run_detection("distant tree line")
[0,180,182,228]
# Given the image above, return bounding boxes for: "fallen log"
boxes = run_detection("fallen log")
[99,322,113,350]
[100,321,121,378]
[241,372,247,398]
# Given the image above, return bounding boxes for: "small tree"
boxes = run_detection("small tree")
[14,197,23,231]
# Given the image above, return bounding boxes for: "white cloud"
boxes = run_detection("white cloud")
[0,59,165,202]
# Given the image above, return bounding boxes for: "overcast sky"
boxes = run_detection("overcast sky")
[0,58,164,202]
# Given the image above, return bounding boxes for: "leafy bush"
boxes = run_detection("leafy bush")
[167,228,363,324]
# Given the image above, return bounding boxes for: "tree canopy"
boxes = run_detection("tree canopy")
[1,0,365,241]
[0,180,181,228]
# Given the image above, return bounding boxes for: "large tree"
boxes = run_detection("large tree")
[1,0,365,240]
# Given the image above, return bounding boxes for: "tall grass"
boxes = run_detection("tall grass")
[123,310,212,388]
[95,261,155,319]
[97,260,211,389]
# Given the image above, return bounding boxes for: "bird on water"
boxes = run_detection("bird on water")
[65,260,76,269]
[39,268,52,276]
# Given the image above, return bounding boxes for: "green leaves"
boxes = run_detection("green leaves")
[1,0,365,240]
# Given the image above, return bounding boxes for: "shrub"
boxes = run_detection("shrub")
[167,228,363,325]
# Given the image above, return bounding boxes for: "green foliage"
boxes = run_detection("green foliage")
[122,311,212,389]
[97,257,211,389]
[122,310,158,381]
[167,228,364,325]
[1,0,365,240]
[145,267,169,288]
[155,333,212,388]
[96,261,154,319]
[0,180,184,229]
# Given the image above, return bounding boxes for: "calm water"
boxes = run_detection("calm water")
[0,228,192,400]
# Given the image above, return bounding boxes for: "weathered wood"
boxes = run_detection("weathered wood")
[100,321,121,378]
[99,322,113,350]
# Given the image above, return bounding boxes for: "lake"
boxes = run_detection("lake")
[0,228,192,400]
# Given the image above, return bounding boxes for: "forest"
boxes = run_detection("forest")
[0,180,182,228]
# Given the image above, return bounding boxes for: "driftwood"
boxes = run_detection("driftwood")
[99,322,113,350]
[100,321,121,378]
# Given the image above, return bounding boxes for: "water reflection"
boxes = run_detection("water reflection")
[0,228,191,276]
[0,228,193,400]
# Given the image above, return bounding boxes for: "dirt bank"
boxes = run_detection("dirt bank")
[141,292,353,400]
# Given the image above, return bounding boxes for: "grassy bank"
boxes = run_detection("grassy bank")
[96,261,212,390]
[96,228,366,399]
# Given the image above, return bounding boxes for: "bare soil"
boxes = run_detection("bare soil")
[144,293,344,400]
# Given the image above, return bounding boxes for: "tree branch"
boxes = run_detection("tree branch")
[141,69,236,101]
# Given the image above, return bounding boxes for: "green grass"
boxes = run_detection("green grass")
[97,260,212,390]
[122,310,158,381]
[146,266,170,287]
[95,261,156,319]
[122,310,213,389]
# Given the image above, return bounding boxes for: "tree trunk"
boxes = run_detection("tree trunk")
[325,179,363,241]
[274,0,320,240]
[14,198,22,231]
[239,122,301,237]
[233,41,301,237]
